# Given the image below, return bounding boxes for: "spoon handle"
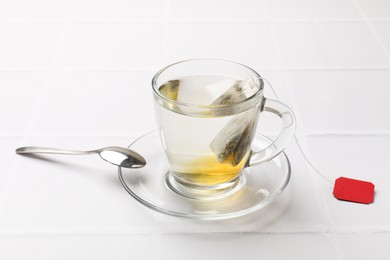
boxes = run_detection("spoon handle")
[15,147,97,155]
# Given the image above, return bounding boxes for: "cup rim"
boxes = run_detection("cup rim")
[151,58,264,109]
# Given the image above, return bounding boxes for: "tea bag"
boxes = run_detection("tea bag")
[210,78,259,165]
[158,80,180,101]
[177,78,239,105]
[231,110,258,165]
[211,78,258,105]
[206,79,240,103]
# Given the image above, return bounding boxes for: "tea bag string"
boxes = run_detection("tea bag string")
[261,77,334,186]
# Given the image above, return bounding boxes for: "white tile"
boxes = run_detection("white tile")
[0,137,158,233]
[273,22,333,68]
[73,0,165,21]
[0,2,13,20]
[166,22,279,69]
[0,22,66,70]
[0,234,153,260]
[285,70,390,133]
[306,136,390,231]
[264,141,330,232]
[31,71,157,137]
[265,0,362,20]
[0,138,23,197]
[0,72,47,135]
[169,0,267,21]
[0,0,74,20]
[136,141,327,234]
[256,70,292,101]
[265,0,311,20]
[274,21,390,69]
[337,234,390,260]
[317,22,390,68]
[372,22,390,54]
[355,0,390,19]
[160,233,338,260]
[55,23,164,69]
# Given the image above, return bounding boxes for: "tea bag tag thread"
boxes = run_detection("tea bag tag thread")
[333,177,375,204]
[243,76,377,205]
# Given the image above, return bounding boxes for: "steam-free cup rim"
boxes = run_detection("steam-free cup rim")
[151,59,264,111]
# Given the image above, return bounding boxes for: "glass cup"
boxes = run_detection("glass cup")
[152,59,295,200]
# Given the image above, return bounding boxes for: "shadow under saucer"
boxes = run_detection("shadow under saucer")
[118,130,291,220]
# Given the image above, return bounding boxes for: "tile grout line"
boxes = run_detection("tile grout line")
[152,1,173,256]
[152,232,161,260]
[323,233,346,260]
[1,131,390,139]
[312,18,336,68]
[306,132,390,137]
[259,1,342,259]
[350,0,390,61]
[0,228,389,237]
[162,0,171,64]
[150,1,172,258]
[9,67,390,73]
[0,68,159,72]
[0,0,79,216]
[21,2,79,138]
[1,67,389,72]
[1,18,390,23]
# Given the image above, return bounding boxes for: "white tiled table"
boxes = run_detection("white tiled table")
[1,0,389,259]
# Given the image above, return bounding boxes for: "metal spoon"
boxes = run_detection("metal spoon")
[15,146,146,168]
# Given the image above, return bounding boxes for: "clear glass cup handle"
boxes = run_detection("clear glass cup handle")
[248,98,296,167]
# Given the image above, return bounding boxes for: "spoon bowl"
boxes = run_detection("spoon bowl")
[97,147,146,168]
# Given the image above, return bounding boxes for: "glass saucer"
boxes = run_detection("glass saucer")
[118,130,291,220]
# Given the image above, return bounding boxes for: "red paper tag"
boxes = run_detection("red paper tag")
[333,177,375,204]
